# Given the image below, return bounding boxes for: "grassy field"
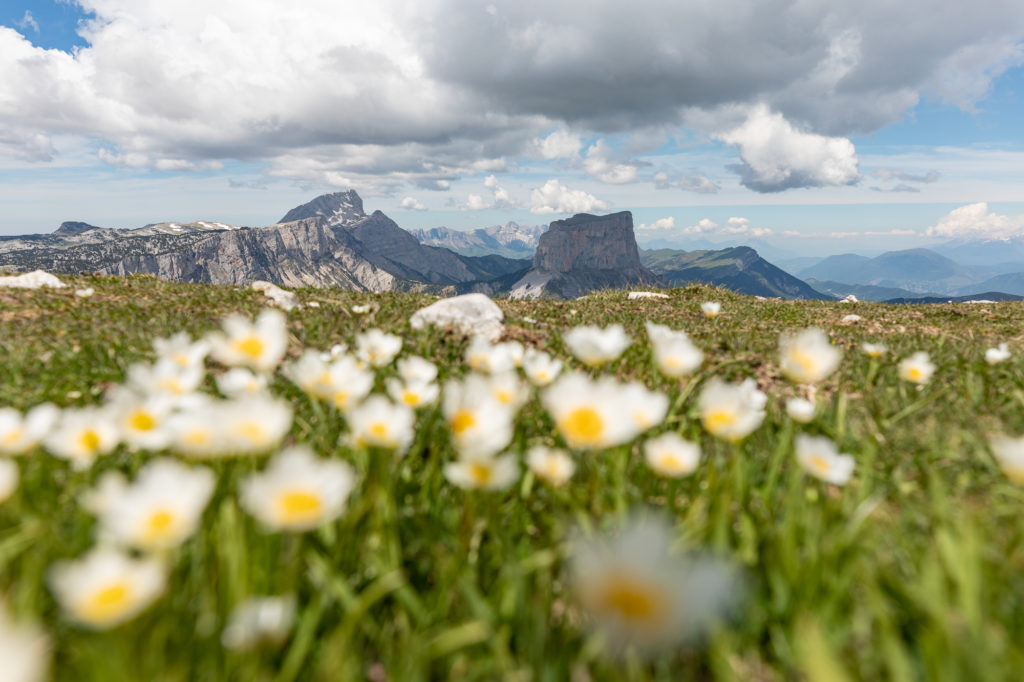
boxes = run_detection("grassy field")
[2,274,1024,681]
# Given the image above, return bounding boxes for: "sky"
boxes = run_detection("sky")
[1,0,1023,257]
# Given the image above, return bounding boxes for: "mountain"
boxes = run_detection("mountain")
[965,272,1024,296]
[508,212,661,299]
[641,247,828,300]
[933,237,1024,266]
[409,222,547,258]
[882,292,1024,304]
[54,221,103,236]
[797,248,990,295]
[803,279,943,302]
[797,253,873,283]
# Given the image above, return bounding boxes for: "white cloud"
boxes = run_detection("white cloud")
[681,216,773,238]
[462,193,490,211]
[582,140,638,184]
[654,170,719,194]
[400,196,426,210]
[529,179,608,215]
[16,11,39,34]
[636,217,676,231]
[925,202,1024,240]
[533,128,582,160]
[715,105,860,192]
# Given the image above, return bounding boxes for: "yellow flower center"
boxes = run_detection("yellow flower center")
[809,454,831,475]
[278,489,323,525]
[315,371,333,387]
[142,509,176,542]
[401,390,421,406]
[173,353,189,367]
[2,428,24,448]
[234,422,267,445]
[80,429,101,453]
[468,462,494,486]
[81,581,132,624]
[369,422,389,441]
[1002,464,1024,486]
[594,572,665,626]
[542,458,564,482]
[560,407,604,446]
[235,335,265,360]
[450,409,476,435]
[332,391,351,409]
[129,410,156,432]
[158,378,185,395]
[183,429,211,447]
[789,349,819,376]
[657,453,683,473]
[534,371,549,383]
[907,366,923,382]
[704,409,736,433]
[495,390,513,405]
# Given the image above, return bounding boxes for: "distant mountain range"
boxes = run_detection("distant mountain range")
[409,223,547,259]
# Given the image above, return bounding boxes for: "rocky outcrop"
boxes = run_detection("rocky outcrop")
[54,221,102,236]
[278,190,365,226]
[508,212,663,299]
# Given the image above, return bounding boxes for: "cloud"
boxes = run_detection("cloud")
[228,178,268,190]
[414,177,453,191]
[581,140,639,184]
[681,216,773,238]
[869,184,920,193]
[400,196,426,210]
[715,105,860,192]
[533,128,582,159]
[483,174,516,208]
[529,179,609,215]
[872,168,940,183]
[636,217,676,231]
[16,11,39,34]
[654,170,719,194]
[462,193,490,211]
[925,202,1024,240]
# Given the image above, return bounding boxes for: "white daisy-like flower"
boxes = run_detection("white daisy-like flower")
[352,304,371,314]
[785,397,816,423]
[319,343,348,363]
[396,356,438,384]
[487,371,530,410]
[794,434,855,485]
[127,358,205,401]
[779,327,842,385]
[164,398,227,459]
[208,309,289,373]
[286,352,374,412]
[563,325,631,367]
[219,395,294,455]
[898,351,936,385]
[697,377,766,443]
[216,368,268,397]
[643,433,701,478]
[443,453,519,491]
[700,301,721,318]
[571,516,738,651]
[49,547,166,629]
[0,403,59,456]
[346,395,416,453]
[43,407,119,469]
[386,377,440,408]
[442,375,516,459]
[355,329,403,368]
[152,332,210,369]
[542,373,645,451]
[525,446,575,487]
[623,383,669,433]
[0,459,18,504]
[498,341,525,367]
[988,435,1024,485]
[221,595,297,651]
[646,322,703,378]
[106,389,175,451]
[464,336,517,374]
[239,446,356,532]
[986,343,1011,365]
[0,601,49,682]
[87,458,215,552]
[861,342,887,358]
[522,348,563,387]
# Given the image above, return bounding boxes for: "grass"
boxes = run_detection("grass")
[2,273,1024,681]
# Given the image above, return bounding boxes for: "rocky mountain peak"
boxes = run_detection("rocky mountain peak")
[277,190,365,226]
[533,211,642,273]
[54,221,102,236]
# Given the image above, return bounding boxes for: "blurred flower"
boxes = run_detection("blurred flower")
[208,309,288,373]
[127,358,204,401]
[464,336,516,374]
[861,342,887,358]
[986,343,1011,365]
[643,433,700,478]
[355,329,402,368]
[794,434,855,485]
[444,453,519,491]
[44,407,119,469]
[240,446,356,532]
[841,314,861,323]
[287,352,374,412]
[898,352,936,385]
[486,371,529,410]
[49,547,165,629]
[0,404,59,456]
[522,348,563,387]
[74,287,94,298]
[397,356,438,384]
[563,324,631,367]
[221,595,297,651]
[542,373,645,450]
[700,302,721,318]
[85,458,215,552]
[164,398,225,459]
[988,435,1024,485]
[623,383,669,432]
[442,375,515,458]
[646,322,703,378]
[386,377,439,408]
[220,396,293,455]
[0,601,49,682]
[216,368,268,397]
[0,459,18,504]
[153,332,210,369]
[346,395,415,453]
[697,378,766,443]
[526,446,575,487]
[500,341,525,367]
[570,516,738,652]
[779,327,841,385]
[785,397,816,423]
[106,389,175,451]
[352,304,371,314]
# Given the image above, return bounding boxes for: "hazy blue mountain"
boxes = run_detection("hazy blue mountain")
[804,278,943,302]
[409,222,547,258]
[963,272,1024,296]
[797,253,873,283]
[798,248,988,295]
[933,237,1024,266]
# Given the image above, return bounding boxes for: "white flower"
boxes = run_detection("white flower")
[306,301,320,308]
[87,458,215,552]
[0,404,59,456]
[563,325,631,367]
[386,377,440,408]
[221,595,297,650]
[443,453,519,491]
[861,342,887,358]
[239,446,356,532]
[352,304,371,314]
[75,287,94,298]
[643,433,700,478]
[319,343,348,362]
[785,397,816,423]
[355,329,402,368]
[487,371,529,410]
[898,352,936,385]
[522,348,563,387]
[988,435,1024,485]
[208,309,288,373]
[0,459,18,504]
[106,389,175,451]
[697,377,766,443]
[43,407,119,469]
[396,356,438,384]
[0,601,49,682]
[646,322,703,378]
[219,395,294,455]
[286,351,374,412]
[779,327,842,385]
[49,547,166,629]
[542,373,646,451]
[464,336,517,374]
[700,302,721,318]
[570,516,738,651]
[501,341,525,367]
[986,343,1011,365]
[164,398,227,459]
[216,368,268,397]
[623,383,669,432]
[346,395,416,453]
[127,358,205,401]
[526,446,575,487]
[442,375,516,459]
[152,332,210,369]
[794,434,855,485]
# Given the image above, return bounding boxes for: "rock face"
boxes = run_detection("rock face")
[54,221,102,236]
[409,293,505,341]
[509,212,662,299]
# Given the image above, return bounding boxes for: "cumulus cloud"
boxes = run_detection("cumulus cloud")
[462,193,490,211]
[636,217,676,231]
[682,217,773,238]
[529,179,609,215]
[400,196,426,210]
[869,183,920,193]
[872,168,940,183]
[654,170,720,194]
[483,174,516,208]
[16,11,39,34]
[925,202,1024,240]
[533,128,582,159]
[581,140,639,184]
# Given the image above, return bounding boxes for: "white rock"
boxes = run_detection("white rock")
[840,294,858,303]
[410,293,504,342]
[842,314,862,323]
[628,291,669,300]
[251,281,298,311]
[0,270,66,289]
